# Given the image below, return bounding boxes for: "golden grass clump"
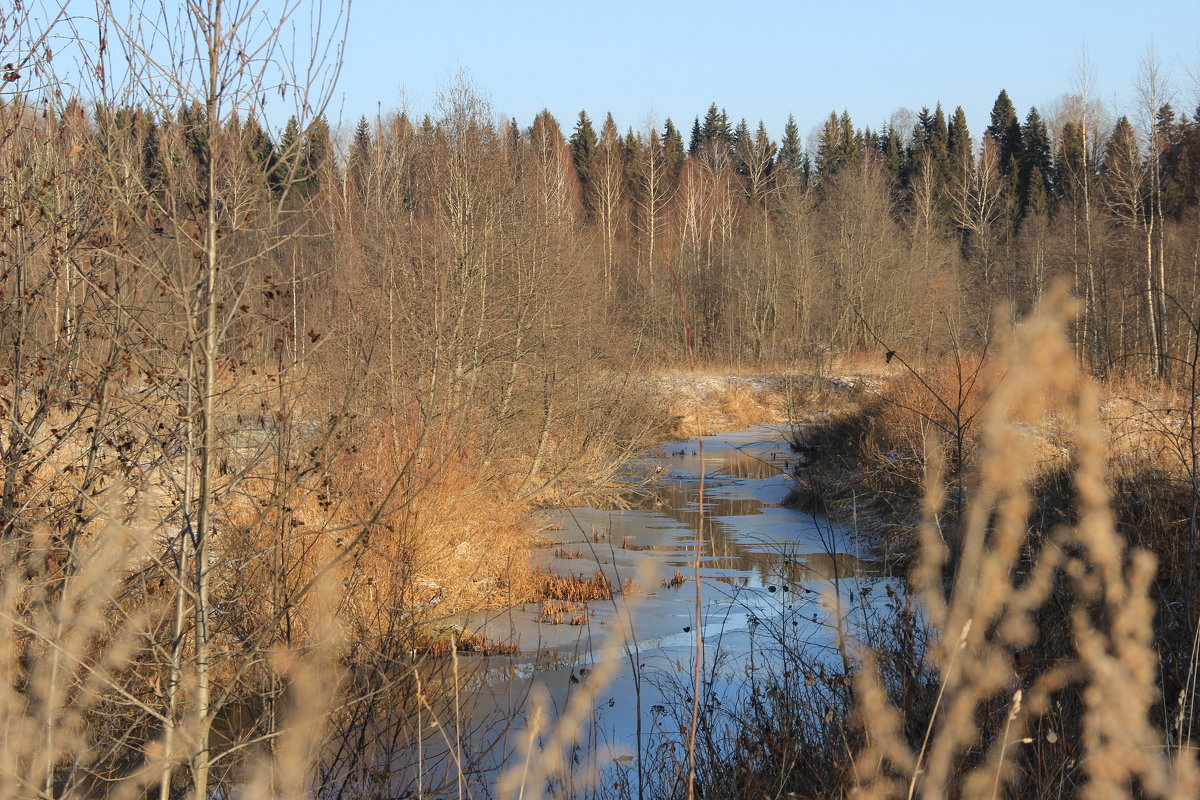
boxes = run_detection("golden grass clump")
[538,599,589,626]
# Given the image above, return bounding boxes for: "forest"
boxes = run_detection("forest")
[3,1,1200,798]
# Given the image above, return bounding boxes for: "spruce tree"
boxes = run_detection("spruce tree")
[1054,120,1085,204]
[947,107,971,163]
[1019,107,1052,216]
[947,106,972,190]
[274,114,301,188]
[816,111,858,177]
[624,128,643,167]
[928,103,950,184]
[733,118,752,175]
[986,89,1022,181]
[663,118,686,176]
[688,117,703,155]
[531,109,565,159]
[881,124,904,183]
[776,114,805,188]
[242,114,277,178]
[838,110,859,166]
[570,110,598,189]
[302,115,332,186]
[700,103,733,148]
[349,115,371,194]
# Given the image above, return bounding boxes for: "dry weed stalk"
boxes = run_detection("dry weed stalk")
[853,285,1200,800]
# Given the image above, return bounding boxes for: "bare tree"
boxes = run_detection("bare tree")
[1137,46,1173,375]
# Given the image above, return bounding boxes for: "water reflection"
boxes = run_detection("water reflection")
[419,427,882,794]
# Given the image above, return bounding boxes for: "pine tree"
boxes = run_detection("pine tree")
[570,110,598,190]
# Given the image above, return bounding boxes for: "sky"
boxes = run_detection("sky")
[328,0,1200,146]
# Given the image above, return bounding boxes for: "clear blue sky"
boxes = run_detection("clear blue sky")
[331,0,1200,145]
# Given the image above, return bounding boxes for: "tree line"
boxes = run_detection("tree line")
[326,80,1198,375]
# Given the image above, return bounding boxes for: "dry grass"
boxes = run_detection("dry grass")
[659,375,788,437]
[530,569,613,603]
[662,571,687,589]
[412,627,521,657]
[538,600,590,626]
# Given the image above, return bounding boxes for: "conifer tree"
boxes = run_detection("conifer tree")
[663,117,686,176]
[242,114,277,178]
[939,106,968,195]
[815,111,859,178]
[838,111,858,165]
[1019,106,1052,216]
[776,114,805,189]
[693,103,734,170]
[815,111,842,177]
[570,110,598,191]
[733,119,752,171]
[349,115,371,194]
[531,109,565,157]
[274,114,301,187]
[623,127,643,186]
[986,89,1022,180]
[881,124,905,184]
[302,114,332,187]
[929,103,950,178]
[947,107,971,166]
[735,120,776,204]
[701,103,732,144]
[1054,120,1085,203]
[688,117,703,155]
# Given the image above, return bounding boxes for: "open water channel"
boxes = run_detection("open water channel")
[406,426,882,796]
